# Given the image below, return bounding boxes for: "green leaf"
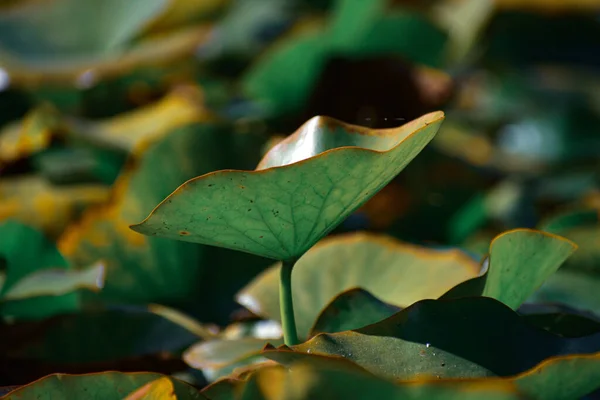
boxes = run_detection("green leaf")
[0,372,204,400]
[242,28,331,117]
[236,357,524,400]
[237,232,478,339]
[0,221,82,320]
[344,12,447,67]
[539,208,600,275]
[1,261,104,301]
[530,270,600,315]
[184,337,283,382]
[509,352,600,400]
[7,305,201,364]
[58,124,224,305]
[311,288,400,335]
[123,377,176,400]
[264,297,600,380]
[442,229,577,309]
[521,311,600,338]
[202,378,244,400]
[131,112,444,261]
[327,0,387,52]
[0,0,168,61]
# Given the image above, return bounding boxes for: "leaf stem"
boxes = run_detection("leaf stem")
[279,258,299,346]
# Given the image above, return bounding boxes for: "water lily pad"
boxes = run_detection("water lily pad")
[264,297,600,380]
[530,270,600,315]
[69,87,211,154]
[311,288,401,335]
[0,372,203,400]
[234,357,523,400]
[124,377,176,400]
[58,124,221,305]
[6,305,201,364]
[184,337,283,382]
[0,0,168,62]
[0,175,110,237]
[237,232,478,339]
[539,208,600,275]
[132,112,444,261]
[0,221,84,319]
[1,261,104,301]
[0,104,62,167]
[442,229,577,309]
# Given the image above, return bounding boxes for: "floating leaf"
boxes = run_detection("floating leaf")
[530,270,600,315]
[184,337,283,382]
[0,372,203,400]
[69,87,211,154]
[539,208,600,274]
[59,121,265,307]
[442,229,577,309]
[6,305,201,364]
[311,288,401,335]
[1,261,104,301]
[144,0,228,33]
[0,0,168,62]
[238,232,477,338]
[0,221,81,319]
[124,377,176,400]
[265,297,600,380]
[0,104,62,167]
[4,24,212,88]
[132,112,445,261]
[0,175,110,237]
[235,357,523,400]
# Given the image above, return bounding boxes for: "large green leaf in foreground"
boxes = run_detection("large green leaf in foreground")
[442,229,576,309]
[0,372,203,400]
[237,232,478,338]
[132,112,444,261]
[264,297,600,380]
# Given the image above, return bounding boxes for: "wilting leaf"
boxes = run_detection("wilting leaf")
[442,229,577,309]
[0,372,204,400]
[0,104,62,167]
[132,112,444,261]
[124,377,176,400]
[6,305,201,364]
[237,232,477,338]
[311,288,401,335]
[264,297,600,380]
[235,357,523,400]
[69,87,211,154]
[184,337,283,382]
[0,0,168,62]
[1,261,104,301]
[0,175,110,237]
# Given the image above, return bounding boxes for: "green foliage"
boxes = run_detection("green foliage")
[2,0,600,398]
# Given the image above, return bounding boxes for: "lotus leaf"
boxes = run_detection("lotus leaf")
[237,232,477,338]
[132,112,444,261]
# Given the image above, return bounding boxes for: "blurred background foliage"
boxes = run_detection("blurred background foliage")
[0,0,599,392]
